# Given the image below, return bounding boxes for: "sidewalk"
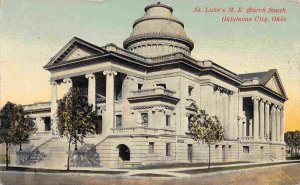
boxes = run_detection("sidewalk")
[1,160,300,178]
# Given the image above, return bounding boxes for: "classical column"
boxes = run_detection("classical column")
[271,105,277,142]
[103,70,117,132]
[238,97,244,139]
[280,108,285,142]
[259,100,265,141]
[228,93,234,139]
[217,89,222,125]
[63,77,72,91]
[50,81,58,134]
[252,97,260,140]
[243,121,247,137]
[224,92,229,138]
[249,119,253,137]
[265,101,271,141]
[85,74,96,110]
[276,106,281,142]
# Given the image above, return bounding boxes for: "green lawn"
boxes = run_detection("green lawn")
[0,166,127,175]
[176,160,300,174]
[137,161,250,170]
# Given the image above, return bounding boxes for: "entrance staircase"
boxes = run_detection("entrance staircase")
[22,134,110,168]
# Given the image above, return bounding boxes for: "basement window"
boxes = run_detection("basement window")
[243,146,250,153]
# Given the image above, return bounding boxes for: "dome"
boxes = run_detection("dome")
[123,2,194,58]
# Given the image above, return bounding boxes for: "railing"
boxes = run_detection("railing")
[111,127,175,135]
[241,136,254,140]
[131,87,176,97]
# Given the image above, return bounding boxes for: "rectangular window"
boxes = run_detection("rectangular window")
[166,115,171,127]
[148,142,154,153]
[188,86,194,96]
[141,113,148,126]
[138,83,143,90]
[188,115,193,130]
[166,143,171,156]
[243,146,250,153]
[115,115,122,128]
[188,144,193,162]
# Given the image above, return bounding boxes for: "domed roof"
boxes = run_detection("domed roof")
[123,2,194,57]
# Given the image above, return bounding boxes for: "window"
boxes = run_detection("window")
[188,115,193,130]
[141,113,148,126]
[243,146,250,153]
[148,142,154,153]
[156,83,166,89]
[44,117,51,131]
[166,115,171,127]
[166,143,171,156]
[188,86,194,96]
[115,115,122,128]
[188,144,193,162]
[138,83,143,90]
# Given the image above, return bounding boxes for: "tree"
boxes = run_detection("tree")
[57,87,97,171]
[285,130,300,158]
[14,105,37,151]
[0,102,18,170]
[190,110,224,169]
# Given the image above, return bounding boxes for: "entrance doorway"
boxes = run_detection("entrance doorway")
[117,144,130,166]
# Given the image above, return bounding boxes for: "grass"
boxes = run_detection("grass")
[0,166,127,175]
[131,173,174,177]
[136,161,249,170]
[176,160,300,174]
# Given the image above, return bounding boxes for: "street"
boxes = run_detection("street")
[0,163,299,185]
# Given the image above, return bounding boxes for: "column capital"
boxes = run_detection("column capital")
[260,99,266,104]
[50,80,57,86]
[277,105,283,110]
[265,101,272,106]
[126,75,135,81]
[103,70,117,76]
[251,96,260,101]
[63,78,72,83]
[85,73,95,79]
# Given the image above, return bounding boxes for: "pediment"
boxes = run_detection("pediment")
[45,37,106,68]
[186,101,198,111]
[64,47,92,61]
[263,72,286,98]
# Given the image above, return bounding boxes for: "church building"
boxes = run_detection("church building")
[18,2,287,168]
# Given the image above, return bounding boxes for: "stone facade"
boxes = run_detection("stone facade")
[18,2,287,168]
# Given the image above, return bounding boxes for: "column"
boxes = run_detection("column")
[50,81,58,134]
[276,106,281,142]
[265,101,271,141]
[85,74,96,110]
[252,97,260,140]
[63,77,72,91]
[271,105,276,141]
[219,89,225,129]
[280,108,285,142]
[243,121,247,137]
[228,93,234,139]
[249,119,253,137]
[217,88,222,124]
[259,100,265,141]
[103,70,117,132]
[238,97,244,139]
[224,92,229,138]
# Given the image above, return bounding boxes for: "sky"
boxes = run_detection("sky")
[0,0,299,131]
